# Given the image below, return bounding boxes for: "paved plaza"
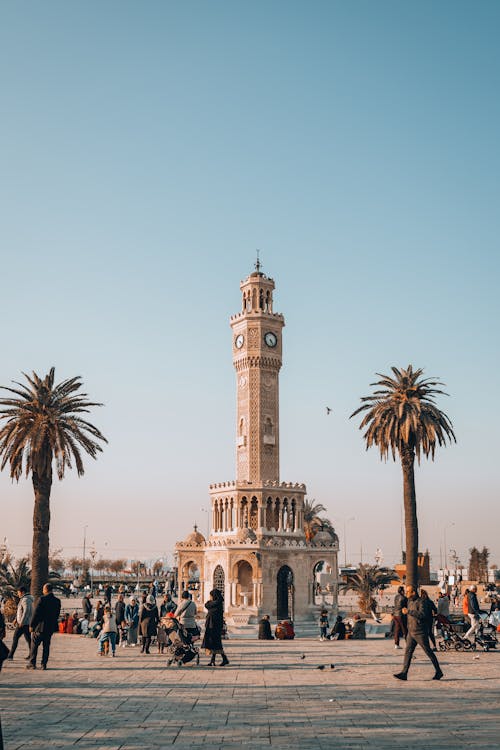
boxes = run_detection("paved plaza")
[1,632,499,750]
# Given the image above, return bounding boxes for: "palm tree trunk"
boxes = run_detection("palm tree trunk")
[31,470,52,597]
[401,447,419,588]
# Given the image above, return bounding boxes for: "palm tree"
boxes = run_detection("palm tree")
[0,555,31,621]
[351,365,455,587]
[0,368,107,596]
[303,499,334,542]
[341,563,396,614]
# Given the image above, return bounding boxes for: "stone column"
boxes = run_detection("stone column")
[277,499,283,532]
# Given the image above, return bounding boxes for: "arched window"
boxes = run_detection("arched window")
[213,565,225,597]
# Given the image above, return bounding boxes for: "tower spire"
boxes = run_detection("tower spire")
[255,249,262,274]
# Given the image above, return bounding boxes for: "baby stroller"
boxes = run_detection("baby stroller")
[436,616,473,651]
[162,616,200,667]
[474,616,498,652]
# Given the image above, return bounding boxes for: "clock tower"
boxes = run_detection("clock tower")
[175,261,339,626]
[230,261,284,484]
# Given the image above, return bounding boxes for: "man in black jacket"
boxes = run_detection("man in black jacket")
[27,583,61,670]
[82,593,92,620]
[393,585,443,681]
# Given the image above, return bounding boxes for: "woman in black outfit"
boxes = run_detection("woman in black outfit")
[202,589,229,666]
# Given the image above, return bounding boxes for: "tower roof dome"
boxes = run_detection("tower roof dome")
[184,524,206,546]
[313,527,338,545]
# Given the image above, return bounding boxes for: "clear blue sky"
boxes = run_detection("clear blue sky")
[1,1,498,570]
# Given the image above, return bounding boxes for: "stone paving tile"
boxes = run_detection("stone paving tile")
[1,633,499,748]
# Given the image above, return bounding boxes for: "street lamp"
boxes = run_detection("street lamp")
[343,517,355,568]
[89,543,97,596]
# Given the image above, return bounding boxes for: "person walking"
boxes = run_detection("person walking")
[174,591,199,639]
[437,591,450,620]
[393,585,408,649]
[420,589,437,650]
[465,585,484,643]
[27,583,61,670]
[82,593,92,621]
[7,586,34,661]
[104,584,113,606]
[393,585,443,681]
[201,589,228,667]
[139,595,158,654]
[98,605,117,656]
[115,593,126,646]
[125,597,139,646]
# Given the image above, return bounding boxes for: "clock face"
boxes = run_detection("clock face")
[235,334,244,349]
[264,331,278,348]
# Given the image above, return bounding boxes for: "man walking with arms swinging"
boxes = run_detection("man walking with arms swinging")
[27,583,61,670]
[393,585,443,682]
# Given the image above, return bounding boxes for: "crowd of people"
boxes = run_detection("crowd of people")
[2,578,498,677]
[0,581,229,670]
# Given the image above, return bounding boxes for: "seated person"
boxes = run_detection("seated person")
[351,614,366,640]
[58,614,70,633]
[275,620,295,640]
[258,615,274,640]
[330,615,346,640]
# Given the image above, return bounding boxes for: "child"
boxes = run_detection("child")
[319,609,329,641]
[98,605,117,656]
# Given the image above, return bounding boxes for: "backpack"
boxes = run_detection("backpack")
[462,595,469,615]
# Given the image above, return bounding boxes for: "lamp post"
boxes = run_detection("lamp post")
[89,544,97,596]
[343,517,355,568]
[82,525,88,568]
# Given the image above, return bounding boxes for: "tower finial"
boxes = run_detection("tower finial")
[255,249,262,274]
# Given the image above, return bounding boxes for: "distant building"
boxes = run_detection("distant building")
[175,263,339,623]
[394,550,431,585]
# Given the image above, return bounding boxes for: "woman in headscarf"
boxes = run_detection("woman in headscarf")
[201,589,229,666]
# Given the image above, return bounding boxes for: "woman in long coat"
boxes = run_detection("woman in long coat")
[139,595,158,654]
[201,589,229,666]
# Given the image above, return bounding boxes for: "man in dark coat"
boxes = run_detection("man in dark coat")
[82,593,92,620]
[393,585,443,681]
[104,584,113,606]
[27,583,61,670]
[258,615,274,640]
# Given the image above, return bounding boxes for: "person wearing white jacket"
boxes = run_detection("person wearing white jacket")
[7,586,33,660]
[98,606,118,656]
